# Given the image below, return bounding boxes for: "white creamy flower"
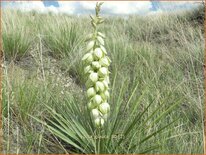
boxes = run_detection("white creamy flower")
[94,48,103,60]
[88,101,97,110]
[89,72,98,83]
[91,109,100,118]
[84,65,92,74]
[87,40,95,51]
[94,118,104,127]
[99,102,110,114]
[98,67,108,77]
[99,57,110,67]
[93,95,102,105]
[97,36,104,45]
[92,61,101,70]
[87,87,96,98]
[82,53,93,64]
[100,45,107,54]
[95,81,105,92]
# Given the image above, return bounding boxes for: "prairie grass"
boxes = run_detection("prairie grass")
[2,6,205,153]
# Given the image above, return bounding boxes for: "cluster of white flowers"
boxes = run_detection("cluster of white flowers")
[82,3,111,128]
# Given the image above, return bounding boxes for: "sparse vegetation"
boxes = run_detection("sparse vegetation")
[2,4,204,154]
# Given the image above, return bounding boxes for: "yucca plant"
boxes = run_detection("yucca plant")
[32,3,182,154]
[34,73,181,154]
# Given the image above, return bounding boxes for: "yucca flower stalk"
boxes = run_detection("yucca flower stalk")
[82,2,111,128]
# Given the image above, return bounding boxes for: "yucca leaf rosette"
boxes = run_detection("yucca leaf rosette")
[82,2,111,128]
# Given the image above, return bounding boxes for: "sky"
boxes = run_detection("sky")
[1,1,202,15]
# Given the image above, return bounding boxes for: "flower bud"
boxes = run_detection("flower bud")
[89,72,98,83]
[105,56,111,63]
[100,45,107,54]
[98,67,108,77]
[88,101,97,110]
[84,65,92,74]
[91,109,100,118]
[105,76,110,84]
[98,19,104,24]
[89,49,94,54]
[100,91,107,100]
[94,48,103,60]
[98,32,105,38]
[99,57,110,67]
[94,118,104,128]
[95,81,105,92]
[87,87,96,98]
[91,61,101,70]
[82,53,93,64]
[98,77,104,81]
[104,90,110,99]
[87,40,95,51]
[99,102,110,114]
[93,95,102,105]
[97,36,104,45]
[86,79,94,88]
[92,21,97,28]
[102,80,108,89]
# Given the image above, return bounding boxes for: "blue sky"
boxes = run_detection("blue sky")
[2,1,202,15]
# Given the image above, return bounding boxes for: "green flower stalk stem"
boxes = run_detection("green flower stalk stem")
[82,2,111,128]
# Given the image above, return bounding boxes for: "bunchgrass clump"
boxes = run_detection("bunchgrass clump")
[2,10,33,61]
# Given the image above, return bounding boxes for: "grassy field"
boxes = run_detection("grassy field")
[2,5,205,154]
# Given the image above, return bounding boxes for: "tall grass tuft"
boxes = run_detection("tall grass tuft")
[43,18,83,59]
[2,10,33,61]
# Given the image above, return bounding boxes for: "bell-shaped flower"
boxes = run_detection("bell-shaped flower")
[89,72,98,83]
[98,67,108,77]
[99,102,110,114]
[87,40,95,51]
[84,65,92,74]
[82,53,94,64]
[100,45,107,54]
[94,48,103,60]
[93,95,102,105]
[104,90,110,99]
[87,87,96,98]
[86,79,94,88]
[100,92,106,100]
[95,81,105,92]
[105,76,110,84]
[105,56,111,63]
[92,61,101,70]
[102,80,109,89]
[94,118,104,128]
[99,57,110,67]
[91,109,100,119]
[88,101,97,110]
